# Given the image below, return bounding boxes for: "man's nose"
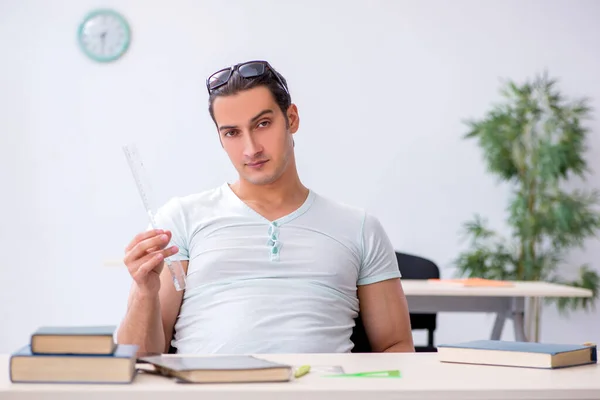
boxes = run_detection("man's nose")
[243,133,263,158]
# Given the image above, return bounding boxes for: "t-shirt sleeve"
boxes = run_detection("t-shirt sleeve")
[147,197,189,261]
[357,212,401,286]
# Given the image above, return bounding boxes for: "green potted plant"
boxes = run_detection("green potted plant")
[454,71,600,339]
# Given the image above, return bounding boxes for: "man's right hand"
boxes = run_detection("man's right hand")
[123,229,179,295]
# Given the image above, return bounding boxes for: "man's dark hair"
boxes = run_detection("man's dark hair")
[208,66,292,126]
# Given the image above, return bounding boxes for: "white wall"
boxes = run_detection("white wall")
[1,0,599,353]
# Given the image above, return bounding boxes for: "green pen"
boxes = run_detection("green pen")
[324,370,401,378]
[294,365,311,378]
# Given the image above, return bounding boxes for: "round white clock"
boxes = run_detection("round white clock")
[77,9,131,63]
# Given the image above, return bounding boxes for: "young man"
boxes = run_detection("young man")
[116,60,415,354]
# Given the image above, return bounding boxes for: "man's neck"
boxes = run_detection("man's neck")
[233,177,308,208]
[231,165,308,209]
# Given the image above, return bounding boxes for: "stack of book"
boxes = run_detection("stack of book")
[9,325,138,384]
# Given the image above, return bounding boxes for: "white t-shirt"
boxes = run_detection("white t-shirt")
[153,182,401,354]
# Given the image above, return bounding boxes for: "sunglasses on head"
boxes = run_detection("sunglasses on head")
[206,60,290,95]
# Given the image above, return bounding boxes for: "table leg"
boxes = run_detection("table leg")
[513,311,528,341]
[525,297,542,342]
[510,297,528,342]
[490,311,507,340]
[534,297,542,342]
[524,297,532,339]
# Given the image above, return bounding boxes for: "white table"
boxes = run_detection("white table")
[2,353,599,400]
[401,280,593,342]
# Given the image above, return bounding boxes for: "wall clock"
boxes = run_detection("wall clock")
[77,9,131,63]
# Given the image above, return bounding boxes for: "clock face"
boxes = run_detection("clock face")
[78,9,131,63]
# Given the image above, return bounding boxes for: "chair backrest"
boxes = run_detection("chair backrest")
[350,251,440,352]
[395,252,440,341]
[395,252,440,280]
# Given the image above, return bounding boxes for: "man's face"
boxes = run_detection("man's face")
[212,86,299,186]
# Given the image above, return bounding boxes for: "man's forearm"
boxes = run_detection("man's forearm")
[383,340,415,353]
[116,289,165,354]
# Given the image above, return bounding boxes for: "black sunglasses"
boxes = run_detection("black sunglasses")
[206,60,290,95]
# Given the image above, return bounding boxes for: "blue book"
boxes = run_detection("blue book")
[437,340,597,369]
[31,325,117,355]
[10,344,138,383]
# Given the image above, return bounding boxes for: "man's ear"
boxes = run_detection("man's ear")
[287,104,300,134]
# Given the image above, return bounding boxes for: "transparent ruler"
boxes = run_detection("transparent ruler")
[122,143,186,291]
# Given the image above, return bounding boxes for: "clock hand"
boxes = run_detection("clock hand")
[100,31,107,53]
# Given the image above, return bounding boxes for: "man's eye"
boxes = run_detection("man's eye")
[225,130,237,137]
[257,120,270,128]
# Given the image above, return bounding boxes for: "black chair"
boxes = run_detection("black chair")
[396,252,440,352]
[350,252,440,353]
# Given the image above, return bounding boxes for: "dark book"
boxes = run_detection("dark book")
[437,340,597,369]
[10,344,138,383]
[139,355,292,383]
[31,325,116,355]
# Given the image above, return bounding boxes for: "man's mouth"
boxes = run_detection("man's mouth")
[246,160,269,168]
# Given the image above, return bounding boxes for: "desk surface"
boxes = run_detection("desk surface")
[401,280,593,297]
[2,353,599,400]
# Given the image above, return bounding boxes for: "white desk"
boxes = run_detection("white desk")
[401,280,593,341]
[2,353,599,400]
